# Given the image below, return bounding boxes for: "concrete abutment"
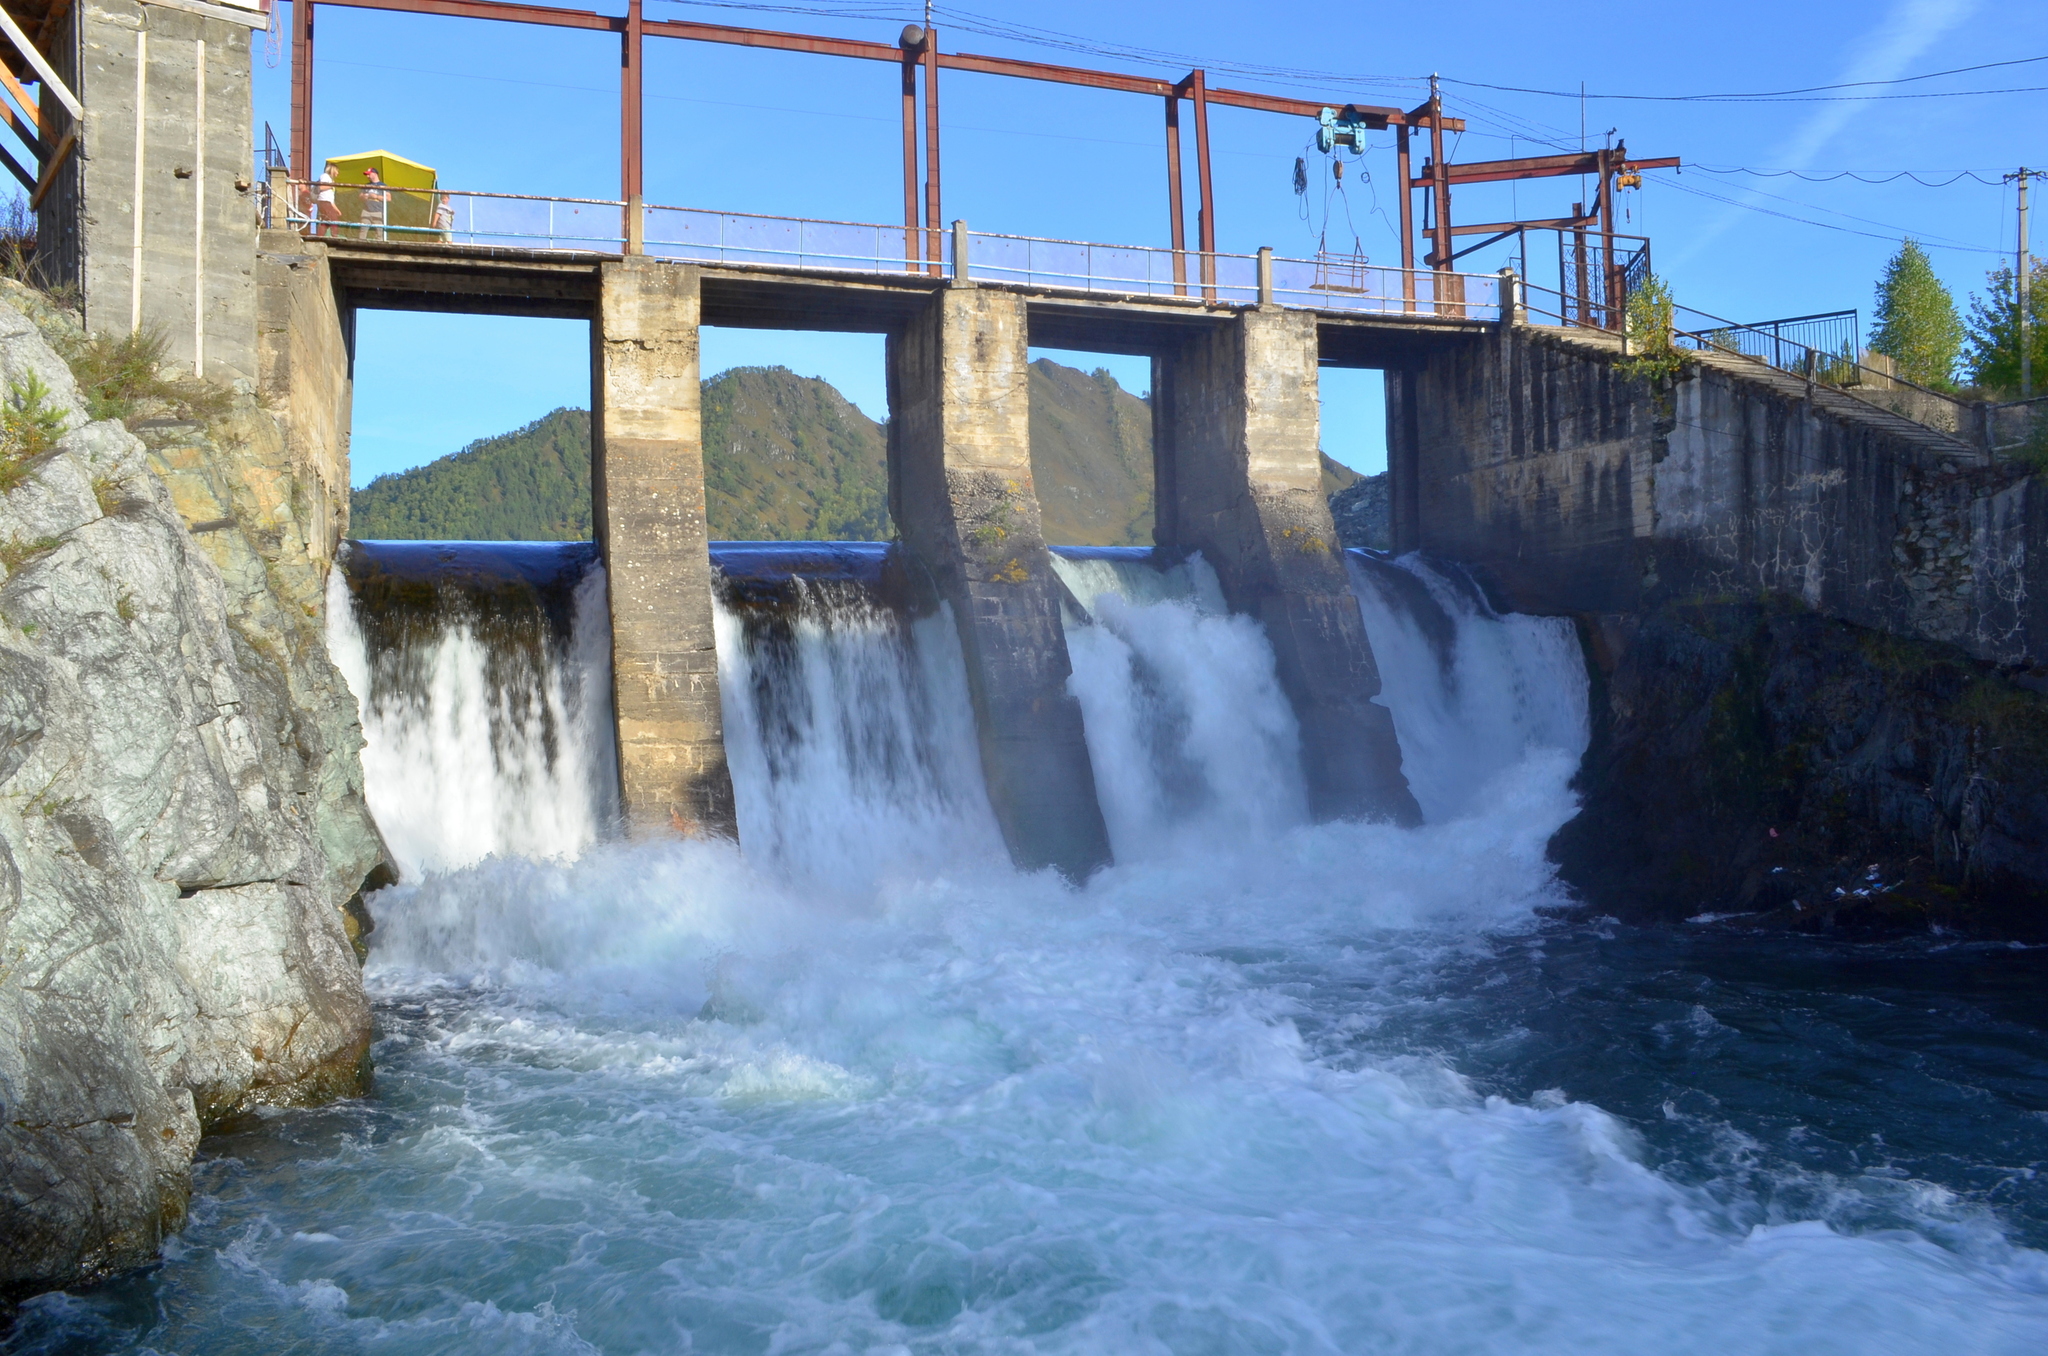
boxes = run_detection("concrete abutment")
[888,285,1115,880]
[593,258,738,838]
[1155,307,1421,826]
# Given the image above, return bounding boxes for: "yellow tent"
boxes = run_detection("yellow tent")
[323,150,439,238]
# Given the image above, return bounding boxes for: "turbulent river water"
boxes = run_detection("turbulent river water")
[8,546,2048,1355]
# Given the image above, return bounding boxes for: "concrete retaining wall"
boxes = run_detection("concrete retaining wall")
[1398,325,2048,668]
[43,0,264,384]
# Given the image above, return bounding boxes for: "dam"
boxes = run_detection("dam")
[10,1,2048,1347]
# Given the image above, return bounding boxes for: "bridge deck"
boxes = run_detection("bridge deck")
[304,237,1494,365]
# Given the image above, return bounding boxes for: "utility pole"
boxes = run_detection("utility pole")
[2019,168,2034,399]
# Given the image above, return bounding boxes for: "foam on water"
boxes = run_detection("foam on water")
[13,546,2048,1354]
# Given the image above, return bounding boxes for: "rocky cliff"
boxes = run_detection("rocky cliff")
[1552,597,2048,936]
[0,282,383,1306]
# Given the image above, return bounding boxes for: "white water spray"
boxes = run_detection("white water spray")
[1055,551,1309,860]
[326,548,617,878]
[716,589,1003,894]
[1349,551,1590,823]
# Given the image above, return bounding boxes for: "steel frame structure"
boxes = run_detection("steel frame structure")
[286,0,1464,296]
[1405,135,1680,327]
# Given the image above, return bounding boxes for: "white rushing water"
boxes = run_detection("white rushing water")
[327,553,617,877]
[234,549,2048,1354]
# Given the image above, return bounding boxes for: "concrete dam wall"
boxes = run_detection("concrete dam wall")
[1392,323,2047,671]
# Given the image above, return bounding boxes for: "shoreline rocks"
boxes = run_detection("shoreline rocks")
[0,284,383,1307]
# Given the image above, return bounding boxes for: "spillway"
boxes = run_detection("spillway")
[19,538,2048,1355]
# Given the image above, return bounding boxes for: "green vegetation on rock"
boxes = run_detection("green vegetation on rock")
[701,365,890,541]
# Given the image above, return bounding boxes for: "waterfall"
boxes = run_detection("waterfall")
[716,580,1004,894]
[327,541,618,878]
[329,541,1591,875]
[1053,549,1310,860]
[1349,551,1591,823]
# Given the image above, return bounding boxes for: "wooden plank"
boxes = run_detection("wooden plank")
[0,80,41,155]
[0,61,40,135]
[29,126,74,208]
[0,8,79,118]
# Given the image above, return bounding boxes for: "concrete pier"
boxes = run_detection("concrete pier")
[889,285,1113,879]
[592,258,737,838]
[1156,306,1420,825]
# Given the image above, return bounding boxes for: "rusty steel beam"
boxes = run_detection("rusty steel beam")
[1396,125,1413,309]
[621,0,642,252]
[291,0,313,180]
[644,14,899,60]
[317,0,617,32]
[1414,150,1679,188]
[1427,92,1450,274]
[1447,214,1594,235]
[1164,94,1185,295]
[309,0,1464,128]
[1189,71,1215,298]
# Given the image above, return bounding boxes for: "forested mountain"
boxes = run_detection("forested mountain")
[350,361,1368,545]
[350,406,593,541]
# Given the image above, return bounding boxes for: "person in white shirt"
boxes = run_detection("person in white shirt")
[312,162,339,236]
[361,167,390,241]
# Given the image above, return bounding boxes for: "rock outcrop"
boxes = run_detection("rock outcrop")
[1552,597,2048,935]
[0,282,383,1306]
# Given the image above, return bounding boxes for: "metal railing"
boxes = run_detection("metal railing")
[271,179,1503,320]
[1517,276,1995,450]
[277,181,632,251]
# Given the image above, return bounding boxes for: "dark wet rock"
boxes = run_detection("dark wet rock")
[1552,598,2048,936]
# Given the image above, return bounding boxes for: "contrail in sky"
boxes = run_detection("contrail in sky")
[1668,0,1978,269]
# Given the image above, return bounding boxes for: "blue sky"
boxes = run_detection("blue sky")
[258,0,2047,484]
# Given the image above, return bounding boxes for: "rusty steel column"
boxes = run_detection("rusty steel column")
[290,0,313,182]
[1166,90,1186,296]
[1427,95,1451,275]
[900,27,922,269]
[1191,68,1215,299]
[1427,91,1459,316]
[621,0,644,254]
[1396,124,1414,311]
[1597,148,1619,329]
[922,27,942,277]
[1572,202,1591,328]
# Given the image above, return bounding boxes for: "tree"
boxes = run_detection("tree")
[1869,239,1964,388]
[1963,258,2048,397]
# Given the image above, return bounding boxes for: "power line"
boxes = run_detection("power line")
[1687,165,2005,186]
[1653,176,2008,254]
[1443,53,2048,102]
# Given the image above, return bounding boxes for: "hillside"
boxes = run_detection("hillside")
[349,361,1368,545]
[700,366,890,540]
[350,406,594,541]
